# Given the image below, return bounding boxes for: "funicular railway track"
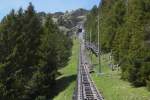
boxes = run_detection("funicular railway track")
[74,40,104,100]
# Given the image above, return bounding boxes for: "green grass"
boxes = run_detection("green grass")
[53,39,79,100]
[89,53,150,100]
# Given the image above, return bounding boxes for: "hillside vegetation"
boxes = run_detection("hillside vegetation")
[85,0,150,90]
[54,39,79,100]
[0,3,72,99]
[89,53,150,100]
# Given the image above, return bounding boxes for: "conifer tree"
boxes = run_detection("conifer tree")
[0,3,72,99]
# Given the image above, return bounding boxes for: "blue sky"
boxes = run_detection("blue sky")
[0,0,100,20]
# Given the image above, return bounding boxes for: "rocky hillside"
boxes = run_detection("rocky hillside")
[53,8,88,28]
[52,8,89,35]
[38,8,88,36]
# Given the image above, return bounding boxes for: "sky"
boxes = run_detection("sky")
[0,0,100,20]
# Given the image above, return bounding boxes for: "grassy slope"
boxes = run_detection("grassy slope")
[54,39,79,100]
[89,53,150,100]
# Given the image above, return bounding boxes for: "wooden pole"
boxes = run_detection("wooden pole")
[98,8,101,73]
[90,30,92,63]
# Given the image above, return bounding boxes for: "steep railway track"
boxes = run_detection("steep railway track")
[73,40,104,100]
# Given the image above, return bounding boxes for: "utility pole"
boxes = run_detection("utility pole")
[90,30,91,47]
[98,8,101,73]
[90,30,92,63]
[84,27,86,46]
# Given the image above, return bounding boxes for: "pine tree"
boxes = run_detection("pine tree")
[85,0,150,89]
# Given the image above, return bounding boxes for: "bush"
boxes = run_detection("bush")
[146,79,150,91]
